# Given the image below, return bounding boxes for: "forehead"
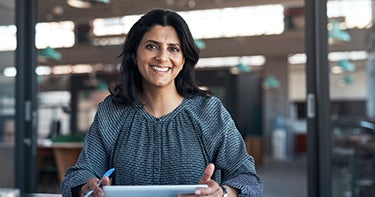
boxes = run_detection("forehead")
[141,25,181,43]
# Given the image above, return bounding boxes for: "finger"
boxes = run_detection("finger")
[88,178,100,190]
[101,177,111,186]
[195,180,221,196]
[199,163,215,184]
[80,178,98,197]
[93,187,105,197]
[80,184,89,197]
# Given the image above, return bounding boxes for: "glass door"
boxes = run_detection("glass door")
[1,1,39,194]
[306,0,375,196]
[0,0,16,189]
[327,1,375,197]
[14,0,39,194]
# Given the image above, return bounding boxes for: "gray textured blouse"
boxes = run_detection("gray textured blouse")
[61,95,263,197]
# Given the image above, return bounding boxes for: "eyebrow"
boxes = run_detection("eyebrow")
[144,40,181,47]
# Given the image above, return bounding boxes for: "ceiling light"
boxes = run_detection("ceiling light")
[330,65,343,74]
[52,66,72,75]
[3,67,17,77]
[35,66,52,76]
[197,56,265,69]
[288,53,306,64]
[67,0,110,9]
[71,64,93,74]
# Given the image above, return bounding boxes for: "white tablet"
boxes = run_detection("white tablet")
[103,184,208,197]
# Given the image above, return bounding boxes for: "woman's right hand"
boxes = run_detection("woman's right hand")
[80,177,111,197]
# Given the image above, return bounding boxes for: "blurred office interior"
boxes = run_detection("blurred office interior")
[1,0,375,196]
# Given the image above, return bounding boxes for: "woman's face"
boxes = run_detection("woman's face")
[135,25,185,90]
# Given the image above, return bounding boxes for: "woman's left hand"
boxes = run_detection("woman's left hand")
[178,163,225,197]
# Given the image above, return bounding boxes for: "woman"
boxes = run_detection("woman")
[61,9,263,197]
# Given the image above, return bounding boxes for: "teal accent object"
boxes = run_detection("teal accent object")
[194,39,206,50]
[97,80,108,91]
[236,62,251,72]
[38,46,62,61]
[52,133,85,142]
[339,59,356,72]
[329,20,351,42]
[343,73,354,85]
[265,75,280,88]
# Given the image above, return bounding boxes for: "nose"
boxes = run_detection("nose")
[155,48,169,62]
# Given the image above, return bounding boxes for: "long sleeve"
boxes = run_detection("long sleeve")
[61,97,126,197]
[194,96,263,196]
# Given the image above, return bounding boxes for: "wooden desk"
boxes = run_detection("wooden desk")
[52,143,82,182]
[38,142,82,182]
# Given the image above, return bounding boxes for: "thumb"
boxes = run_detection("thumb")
[199,163,215,184]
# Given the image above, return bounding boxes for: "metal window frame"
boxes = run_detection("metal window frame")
[305,0,332,196]
[15,0,38,193]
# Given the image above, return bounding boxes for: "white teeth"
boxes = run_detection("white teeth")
[152,66,169,72]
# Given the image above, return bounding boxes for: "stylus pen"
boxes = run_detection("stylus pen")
[84,168,115,197]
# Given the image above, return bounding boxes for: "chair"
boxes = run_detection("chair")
[331,116,375,197]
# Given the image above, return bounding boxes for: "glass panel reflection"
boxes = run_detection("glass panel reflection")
[328,1,375,197]
[0,0,15,189]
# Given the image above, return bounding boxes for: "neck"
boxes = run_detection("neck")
[139,87,183,118]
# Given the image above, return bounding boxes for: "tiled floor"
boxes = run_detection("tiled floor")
[257,155,307,197]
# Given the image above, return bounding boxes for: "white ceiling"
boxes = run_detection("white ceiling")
[0,0,304,26]
[37,0,303,23]
[0,0,370,67]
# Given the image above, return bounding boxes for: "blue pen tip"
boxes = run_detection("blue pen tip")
[103,168,115,178]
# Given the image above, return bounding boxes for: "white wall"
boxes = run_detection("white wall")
[288,65,367,101]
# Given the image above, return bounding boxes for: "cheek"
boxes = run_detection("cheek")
[179,62,185,72]
[177,58,185,69]
[135,55,148,67]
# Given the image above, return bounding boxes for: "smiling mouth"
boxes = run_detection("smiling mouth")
[151,65,170,72]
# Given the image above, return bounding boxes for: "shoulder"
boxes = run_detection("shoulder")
[184,95,231,126]
[187,95,229,117]
[97,95,134,113]
[97,95,120,111]
[185,95,223,111]
[95,95,136,123]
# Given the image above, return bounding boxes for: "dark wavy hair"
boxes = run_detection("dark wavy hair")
[110,9,212,106]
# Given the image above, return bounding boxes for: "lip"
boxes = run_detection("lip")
[150,64,171,72]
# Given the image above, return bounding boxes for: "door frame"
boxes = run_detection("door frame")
[305,0,332,196]
[15,0,38,193]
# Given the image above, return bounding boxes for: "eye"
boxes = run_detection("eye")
[146,44,158,49]
[169,46,180,53]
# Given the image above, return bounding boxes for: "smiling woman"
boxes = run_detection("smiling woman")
[61,9,263,197]
[135,25,185,92]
